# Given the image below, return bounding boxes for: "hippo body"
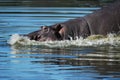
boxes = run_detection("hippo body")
[26,1,120,41]
[52,18,90,40]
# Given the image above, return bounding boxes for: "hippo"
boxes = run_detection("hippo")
[26,1,120,41]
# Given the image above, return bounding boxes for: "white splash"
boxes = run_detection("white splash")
[8,34,120,48]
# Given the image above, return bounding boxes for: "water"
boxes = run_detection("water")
[0,1,120,80]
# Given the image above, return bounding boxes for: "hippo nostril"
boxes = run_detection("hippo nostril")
[33,36,37,40]
[37,35,42,41]
[38,35,41,38]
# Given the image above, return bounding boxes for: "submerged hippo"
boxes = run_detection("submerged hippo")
[26,1,120,41]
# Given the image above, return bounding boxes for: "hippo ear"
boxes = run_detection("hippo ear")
[53,24,63,32]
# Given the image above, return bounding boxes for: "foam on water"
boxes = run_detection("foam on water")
[8,34,120,48]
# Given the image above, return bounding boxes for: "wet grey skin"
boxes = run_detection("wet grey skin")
[26,1,120,41]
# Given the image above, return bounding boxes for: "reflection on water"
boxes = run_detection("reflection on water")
[10,46,120,80]
[0,0,120,80]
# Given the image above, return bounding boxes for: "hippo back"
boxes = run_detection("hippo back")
[84,1,120,35]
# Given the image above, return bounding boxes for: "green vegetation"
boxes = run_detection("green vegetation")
[0,0,117,7]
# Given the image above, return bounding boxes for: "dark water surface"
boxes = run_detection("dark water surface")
[0,1,120,80]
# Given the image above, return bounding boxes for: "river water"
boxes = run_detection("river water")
[0,1,120,80]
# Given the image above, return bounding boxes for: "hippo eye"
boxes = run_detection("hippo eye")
[41,26,48,30]
[43,27,47,30]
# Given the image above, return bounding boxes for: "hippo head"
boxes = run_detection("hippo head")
[27,24,63,41]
